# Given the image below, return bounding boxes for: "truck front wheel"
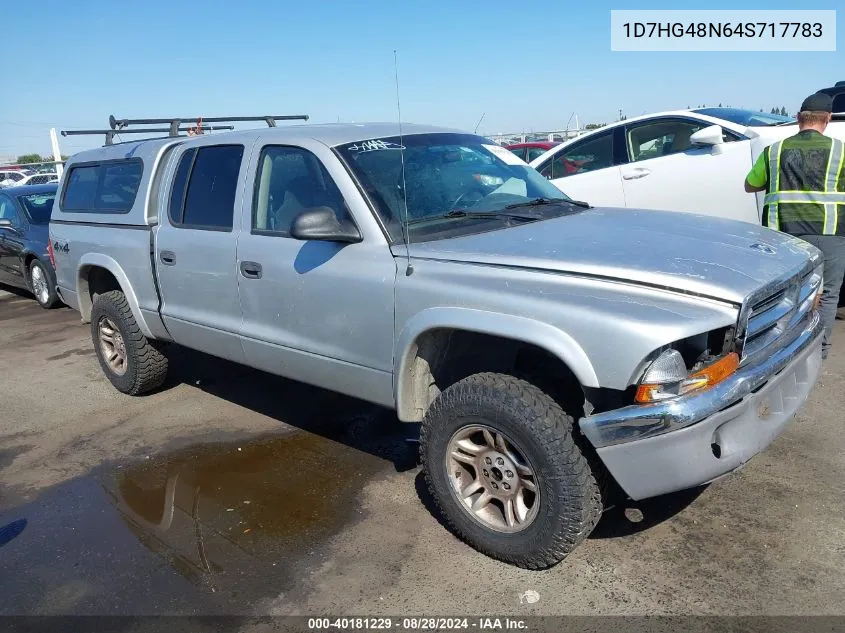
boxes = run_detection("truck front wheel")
[420,372,602,569]
[90,290,168,395]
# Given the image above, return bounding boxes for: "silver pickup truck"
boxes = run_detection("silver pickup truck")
[50,121,824,569]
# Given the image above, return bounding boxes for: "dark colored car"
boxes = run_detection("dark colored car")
[0,183,60,308]
[505,141,561,163]
[818,81,845,114]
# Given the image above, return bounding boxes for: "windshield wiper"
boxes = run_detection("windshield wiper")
[505,197,592,209]
[406,209,542,225]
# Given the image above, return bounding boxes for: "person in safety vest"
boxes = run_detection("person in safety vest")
[745,92,845,360]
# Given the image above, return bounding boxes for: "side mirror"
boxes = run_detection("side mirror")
[290,207,362,244]
[0,218,15,230]
[690,124,724,147]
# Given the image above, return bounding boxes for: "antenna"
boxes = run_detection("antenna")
[394,49,413,276]
[474,112,486,134]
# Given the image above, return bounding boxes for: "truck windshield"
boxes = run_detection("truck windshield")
[335,133,577,242]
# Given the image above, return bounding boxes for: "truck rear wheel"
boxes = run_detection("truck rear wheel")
[420,372,602,569]
[90,290,168,395]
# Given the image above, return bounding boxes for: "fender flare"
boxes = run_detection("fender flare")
[394,307,599,421]
[76,252,153,337]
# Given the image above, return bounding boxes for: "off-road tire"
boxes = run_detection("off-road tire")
[29,259,59,309]
[421,372,602,569]
[90,290,168,395]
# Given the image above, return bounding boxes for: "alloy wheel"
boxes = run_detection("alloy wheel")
[444,424,540,533]
[30,264,50,306]
[97,316,128,376]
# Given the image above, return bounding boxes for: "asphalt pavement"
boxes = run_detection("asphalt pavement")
[1,286,844,617]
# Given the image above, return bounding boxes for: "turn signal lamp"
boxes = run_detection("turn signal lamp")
[635,350,739,404]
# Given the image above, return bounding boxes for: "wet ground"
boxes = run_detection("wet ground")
[2,286,845,617]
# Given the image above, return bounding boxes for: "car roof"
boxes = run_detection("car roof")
[1,183,59,195]
[66,122,468,164]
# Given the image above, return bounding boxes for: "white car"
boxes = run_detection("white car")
[15,172,60,186]
[529,107,845,224]
[0,169,33,188]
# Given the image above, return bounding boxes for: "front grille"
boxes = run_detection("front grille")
[740,268,820,364]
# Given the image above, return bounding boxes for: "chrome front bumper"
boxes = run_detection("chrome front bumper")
[580,312,823,501]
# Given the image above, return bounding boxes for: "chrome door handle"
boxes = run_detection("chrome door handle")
[622,167,651,180]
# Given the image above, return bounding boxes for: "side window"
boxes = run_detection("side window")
[61,160,142,213]
[9,172,24,182]
[627,119,708,162]
[540,132,613,179]
[0,196,20,225]
[168,148,196,225]
[527,147,548,162]
[95,162,142,211]
[173,145,244,231]
[62,165,99,210]
[252,146,349,236]
[508,147,526,162]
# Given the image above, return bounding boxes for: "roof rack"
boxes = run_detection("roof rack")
[62,125,236,146]
[61,113,310,146]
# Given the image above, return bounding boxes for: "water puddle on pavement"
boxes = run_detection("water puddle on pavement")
[107,433,388,588]
[0,422,414,614]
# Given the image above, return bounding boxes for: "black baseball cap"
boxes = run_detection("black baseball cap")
[800,92,834,113]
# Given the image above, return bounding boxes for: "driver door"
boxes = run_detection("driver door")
[235,142,396,406]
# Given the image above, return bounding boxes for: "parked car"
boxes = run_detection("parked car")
[818,80,845,113]
[51,122,823,569]
[0,169,33,188]
[529,108,845,223]
[0,183,60,308]
[505,141,561,163]
[15,172,60,186]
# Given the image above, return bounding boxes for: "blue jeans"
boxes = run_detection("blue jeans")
[794,234,845,360]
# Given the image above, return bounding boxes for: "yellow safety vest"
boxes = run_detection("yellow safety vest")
[763,131,845,236]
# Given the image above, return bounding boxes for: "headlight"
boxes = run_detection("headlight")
[635,349,739,404]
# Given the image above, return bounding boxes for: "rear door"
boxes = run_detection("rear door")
[620,117,758,222]
[535,130,626,206]
[154,142,249,363]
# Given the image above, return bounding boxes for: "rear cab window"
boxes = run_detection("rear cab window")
[60,159,143,213]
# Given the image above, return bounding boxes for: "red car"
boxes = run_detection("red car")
[504,142,560,163]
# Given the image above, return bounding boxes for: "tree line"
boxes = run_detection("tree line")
[14,153,68,164]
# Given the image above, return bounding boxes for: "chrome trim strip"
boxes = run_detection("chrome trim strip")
[764,191,845,204]
[580,310,822,449]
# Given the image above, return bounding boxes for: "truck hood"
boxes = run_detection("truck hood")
[399,207,820,305]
